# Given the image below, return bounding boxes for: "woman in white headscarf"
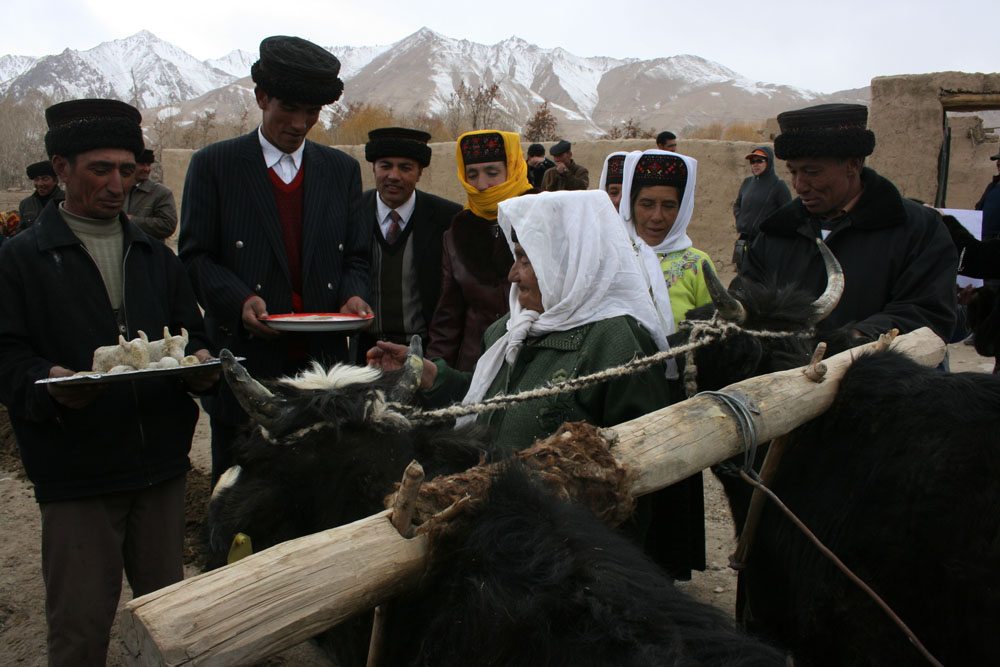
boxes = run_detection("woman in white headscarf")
[598,151,632,211]
[370,189,671,453]
[369,189,704,580]
[621,150,716,327]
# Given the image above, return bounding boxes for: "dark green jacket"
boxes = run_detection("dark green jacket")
[425,314,670,453]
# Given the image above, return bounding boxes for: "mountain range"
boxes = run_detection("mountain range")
[0,28,870,138]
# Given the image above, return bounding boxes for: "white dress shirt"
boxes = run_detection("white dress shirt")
[376,190,417,239]
[258,127,304,184]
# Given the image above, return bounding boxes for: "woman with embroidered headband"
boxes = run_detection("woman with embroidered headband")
[621,150,716,328]
[598,151,632,212]
[425,130,536,372]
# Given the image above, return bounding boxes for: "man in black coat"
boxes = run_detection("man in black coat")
[178,36,371,484]
[737,104,957,342]
[358,127,461,355]
[17,159,65,230]
[0,98,214,667]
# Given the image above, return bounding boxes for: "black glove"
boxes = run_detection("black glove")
[942,214,978,251]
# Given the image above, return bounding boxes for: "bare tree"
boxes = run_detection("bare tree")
[523,102,559,141]
[0,92,51,189]
[603,118,655,140]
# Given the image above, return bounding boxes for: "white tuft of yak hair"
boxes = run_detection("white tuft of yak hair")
[212,465,242,499]
[276,362,383,391]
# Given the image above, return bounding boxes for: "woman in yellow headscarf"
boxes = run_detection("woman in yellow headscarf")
[425,130,535,371]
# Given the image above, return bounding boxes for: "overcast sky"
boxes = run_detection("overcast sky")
[6,0,997,93]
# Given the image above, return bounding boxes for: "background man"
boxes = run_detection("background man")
[125,148,178,241]
[18,160,64,230]
[975,150,1000,245]
[525,142,554,189]
[541,140,589,191]
[737,103,956,341]
[0,98,213,667]
[732,146,792,266]
[359,126,461,354]
[179,35,371,485]
[656,131,678,152]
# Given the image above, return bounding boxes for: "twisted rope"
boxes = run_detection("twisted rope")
[390,317,813,426]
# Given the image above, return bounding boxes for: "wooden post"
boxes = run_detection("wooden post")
[120,327,945,667]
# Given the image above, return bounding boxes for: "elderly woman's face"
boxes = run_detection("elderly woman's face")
[606,183,623,211]
[508,242,543,313]
[465,161,508,192]
[633,185,681,246]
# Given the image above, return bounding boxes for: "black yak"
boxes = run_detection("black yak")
[675,246,1000,665]
[207,341,784,667]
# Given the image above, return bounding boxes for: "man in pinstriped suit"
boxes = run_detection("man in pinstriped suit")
[179,36,371,485]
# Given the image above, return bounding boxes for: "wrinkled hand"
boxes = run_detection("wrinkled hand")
[340,296,373,317]
[556,162,567,174]
[242,296,280,340]
[366,341,436,389]
[46,365,105,409]
[183,349,220,392]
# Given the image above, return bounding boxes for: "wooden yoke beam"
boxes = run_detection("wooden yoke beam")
[121,327,945,666]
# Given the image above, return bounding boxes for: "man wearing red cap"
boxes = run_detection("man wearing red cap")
[737,103,956,342]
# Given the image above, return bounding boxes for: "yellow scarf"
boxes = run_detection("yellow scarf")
[456,130,533,220]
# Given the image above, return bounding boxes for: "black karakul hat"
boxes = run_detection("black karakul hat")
[460,132,505,165]
[365,127,432,167]
[632,153,687,190]
[26,160,56,179]
[550,140,571,156]
[774,103,875,160]
[44,99,144,159]
[137,148,155,164]
[251,36,344,105]
[605,155,625,185]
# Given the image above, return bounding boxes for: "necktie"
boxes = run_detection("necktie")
[386,210,403,245]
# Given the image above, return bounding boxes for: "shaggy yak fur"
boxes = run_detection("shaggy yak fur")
[677,277,1000,665]
[207,364,784,667]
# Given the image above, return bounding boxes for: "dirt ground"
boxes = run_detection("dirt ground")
[0,340,990,666]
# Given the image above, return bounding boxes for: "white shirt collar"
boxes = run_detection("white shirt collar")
[375,190,417,238]
[258,126,305,183]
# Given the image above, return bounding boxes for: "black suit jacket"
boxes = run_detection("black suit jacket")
[179,131,369,421]
[362,188,462,332]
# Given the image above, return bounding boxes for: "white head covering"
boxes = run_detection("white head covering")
[620,149,698,255]
[598,150,634,191]
[457,190,672,427]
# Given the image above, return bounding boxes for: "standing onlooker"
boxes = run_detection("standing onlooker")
[359,126,462,353]
[426,130,534,371]
[126,148,178,241]
[179,35,371,485]
[0,98,214,667]
[541,140,589,191]
[656,131,678,152]
[732,146,792,267]
[737,103,957,341]
[17,160,65,230]
[977,150,1000,241]
[525,142,555,190]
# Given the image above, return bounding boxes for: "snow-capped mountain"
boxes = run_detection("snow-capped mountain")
[0,28,869,137]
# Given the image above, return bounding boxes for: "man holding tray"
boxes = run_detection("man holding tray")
[0,98,215,666]
[179,36,372,485]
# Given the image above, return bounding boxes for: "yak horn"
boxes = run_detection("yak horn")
[220,349,290,432]
[703,260,746,324]
[807,240,845,325]
[387,336,425,404]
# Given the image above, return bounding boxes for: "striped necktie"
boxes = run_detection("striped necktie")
[386,210,403,245]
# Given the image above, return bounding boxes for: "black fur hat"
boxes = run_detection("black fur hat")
[44,99,144,159]
[365,127,432,167]
[26,160,56,179]
[137,148,155,164]
[251,36,344,105]
[773,103,875,160]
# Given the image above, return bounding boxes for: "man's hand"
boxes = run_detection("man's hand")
[366,341,436,389]
[46,365,105,409]
[555,162,567,174]
[341,296,373,317]
[242,296,280,339]
[183,349,220,392]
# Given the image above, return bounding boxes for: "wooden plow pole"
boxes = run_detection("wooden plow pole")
[120,328,944,666]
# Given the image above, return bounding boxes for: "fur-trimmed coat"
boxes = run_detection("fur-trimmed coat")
[738,167,957,340]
